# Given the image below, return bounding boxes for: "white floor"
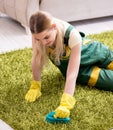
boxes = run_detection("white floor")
[0,119,14,130]
[0,15,113,54]
[0,15,113,130]
[72,16,113,34]
[0,15,32,54]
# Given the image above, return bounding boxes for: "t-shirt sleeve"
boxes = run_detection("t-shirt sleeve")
[68,29,82,48]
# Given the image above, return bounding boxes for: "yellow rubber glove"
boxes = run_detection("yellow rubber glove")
[54,93,76,118]
[25,80,41,102]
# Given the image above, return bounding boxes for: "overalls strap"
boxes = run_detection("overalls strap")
[64,25,74,45]
[64,25,85,46]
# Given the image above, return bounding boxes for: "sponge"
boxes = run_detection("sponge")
[45,111,70,124]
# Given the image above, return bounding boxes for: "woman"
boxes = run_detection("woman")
[25,11,113,119]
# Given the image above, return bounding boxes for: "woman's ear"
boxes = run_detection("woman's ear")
[52,23,57,29]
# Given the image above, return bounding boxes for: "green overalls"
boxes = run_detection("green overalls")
[50,25,113,91]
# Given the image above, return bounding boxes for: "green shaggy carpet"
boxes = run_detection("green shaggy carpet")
[0,31,113,130]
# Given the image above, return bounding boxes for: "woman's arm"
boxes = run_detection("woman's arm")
[25,35,43,102]
[64,43,81,95]
[53,43,81,118]
[31,35,43,81]
[32,55,42,81]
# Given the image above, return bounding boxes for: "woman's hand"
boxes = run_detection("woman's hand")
[25,80,41,102]
[54,93,76,118]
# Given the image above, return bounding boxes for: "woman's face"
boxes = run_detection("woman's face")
[33,25,57,47]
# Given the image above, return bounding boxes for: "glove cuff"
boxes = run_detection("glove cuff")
[30,80,41,90]
[60,93,76,110]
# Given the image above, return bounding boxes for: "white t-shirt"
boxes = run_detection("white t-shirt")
[55,18,82,48]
